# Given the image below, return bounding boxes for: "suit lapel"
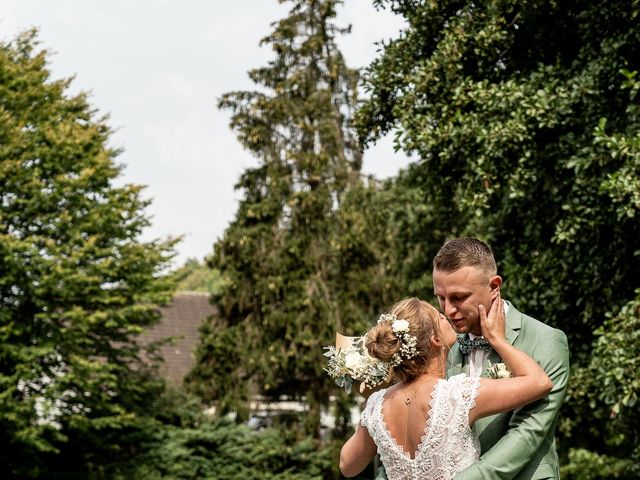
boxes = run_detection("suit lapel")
[481,350,502,378]
[504,300,521,346]
[447,342,465,378]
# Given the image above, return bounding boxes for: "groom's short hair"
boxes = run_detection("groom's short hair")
[433,237,497,279]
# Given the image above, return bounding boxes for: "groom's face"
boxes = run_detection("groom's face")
[432,265,497,336]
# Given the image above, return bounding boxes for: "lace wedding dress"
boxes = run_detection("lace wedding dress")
[360,374,481,480]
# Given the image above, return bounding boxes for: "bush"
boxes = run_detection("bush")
[117,418,345,480]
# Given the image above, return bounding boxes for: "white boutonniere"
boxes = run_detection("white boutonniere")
[486,362,512,379]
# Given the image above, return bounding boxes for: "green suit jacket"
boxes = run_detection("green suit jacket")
[447,301,570,480]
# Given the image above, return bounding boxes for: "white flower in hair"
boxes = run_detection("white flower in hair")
[392,319,409,333]
[377,313,397,324]
[375,312,419,367]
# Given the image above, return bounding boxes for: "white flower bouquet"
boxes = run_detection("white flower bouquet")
[323,333,389,393]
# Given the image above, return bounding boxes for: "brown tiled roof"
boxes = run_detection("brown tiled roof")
[138,291,215,387]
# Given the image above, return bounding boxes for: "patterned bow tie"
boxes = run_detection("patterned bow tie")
[457,335,494,355]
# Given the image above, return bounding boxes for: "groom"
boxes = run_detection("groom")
[433,237,569,479]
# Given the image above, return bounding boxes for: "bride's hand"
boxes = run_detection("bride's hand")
[479,293,505,344]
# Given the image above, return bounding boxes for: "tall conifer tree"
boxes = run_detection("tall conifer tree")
[189,0,396,436]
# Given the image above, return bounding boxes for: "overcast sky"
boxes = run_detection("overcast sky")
[2,1,411,266]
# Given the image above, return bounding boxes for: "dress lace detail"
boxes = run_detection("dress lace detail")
[360,374,481,480]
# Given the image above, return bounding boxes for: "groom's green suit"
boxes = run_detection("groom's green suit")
[448,301,569,479]
[375,301,569,480]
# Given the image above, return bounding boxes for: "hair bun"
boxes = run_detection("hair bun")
[364,298,442,383]
[366,323,401,362]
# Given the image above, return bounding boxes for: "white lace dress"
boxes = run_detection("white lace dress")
[360,374,481,480]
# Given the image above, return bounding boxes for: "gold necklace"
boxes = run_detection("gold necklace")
[401,377,433,455]
[404,378,430,405]
[403,368,445,405]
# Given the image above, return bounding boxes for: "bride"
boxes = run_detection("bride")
[339,297,552,480]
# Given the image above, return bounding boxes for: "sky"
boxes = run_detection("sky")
[1,1,412,266]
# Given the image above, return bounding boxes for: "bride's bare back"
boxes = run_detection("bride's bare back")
[380,377,440,459]
[360,375,481,480]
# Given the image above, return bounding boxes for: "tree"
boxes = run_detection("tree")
[0,30,178,477]
[188,0,398,436]
[175,258,224,294]
[560,69,640,478]
[357,0,639,474]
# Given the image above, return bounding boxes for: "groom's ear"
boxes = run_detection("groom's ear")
[489,275,502,298]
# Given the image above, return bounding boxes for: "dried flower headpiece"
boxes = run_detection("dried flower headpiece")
[376,313,419,367]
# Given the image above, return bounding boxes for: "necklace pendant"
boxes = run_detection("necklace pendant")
[405,398,411,405]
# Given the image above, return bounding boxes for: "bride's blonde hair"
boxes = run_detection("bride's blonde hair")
[365,298,445,382]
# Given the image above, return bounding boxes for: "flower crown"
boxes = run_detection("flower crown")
[323,313,420,393]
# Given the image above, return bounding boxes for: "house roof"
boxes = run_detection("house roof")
[138,291,215,387]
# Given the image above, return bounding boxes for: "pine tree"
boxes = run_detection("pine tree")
[0,30,178,477]
[189,0,397,436]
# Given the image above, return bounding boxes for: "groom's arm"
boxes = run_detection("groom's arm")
[454,329,570,480]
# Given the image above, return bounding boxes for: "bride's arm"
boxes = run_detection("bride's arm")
[469,296,552,423]
[340,419,377,477]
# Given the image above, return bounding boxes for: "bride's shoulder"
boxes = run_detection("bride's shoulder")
[360,387,388,427]
[366,386,388,404]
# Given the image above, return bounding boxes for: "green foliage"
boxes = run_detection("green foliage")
[175,258,224,294]
[358,0,640,472]
[117,418,344,480]
[0,30,178,477]
[561,448,635,480]
[360,0,640,343]
[188,0,400,436]
[563,290,640,478]
[592,292,640,421]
